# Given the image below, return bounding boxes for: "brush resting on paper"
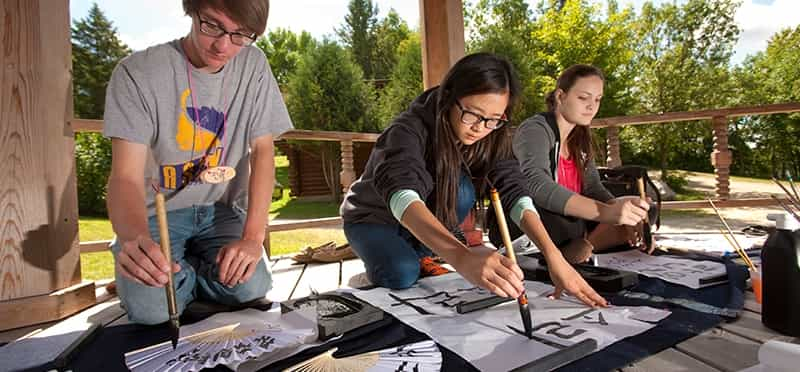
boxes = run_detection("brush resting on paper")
[489,188,534,339]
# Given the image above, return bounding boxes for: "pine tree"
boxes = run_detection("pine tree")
[71,3,131,215]
[336,0,378,79]
[72,3,131,119]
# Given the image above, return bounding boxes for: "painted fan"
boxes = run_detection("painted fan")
[286,340,442,372]
[125,308,317,372]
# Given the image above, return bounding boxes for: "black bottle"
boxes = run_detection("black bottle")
[762,213,800,336]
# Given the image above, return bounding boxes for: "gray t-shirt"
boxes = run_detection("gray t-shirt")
[104,39,293,215]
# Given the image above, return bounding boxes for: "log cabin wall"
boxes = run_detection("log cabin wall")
[277,142,374,199]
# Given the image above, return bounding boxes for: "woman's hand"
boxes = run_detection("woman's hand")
[448,248,525,298]
[547,255,608,307]
[599,196,649,226]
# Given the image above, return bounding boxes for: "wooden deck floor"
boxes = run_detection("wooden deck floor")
[1,256,797,371]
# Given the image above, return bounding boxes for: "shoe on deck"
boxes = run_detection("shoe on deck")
[419,256,451,278]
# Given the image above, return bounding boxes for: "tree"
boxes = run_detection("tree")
[467,0,541,121]
[336,0,378,79]
[286,39,377,199]
[377,34,423,127]
[255,28,314,91]
[372,9,412,80]
[530,0,637,119]
[621,0,741,178]
[732,26,800,177]
[71,3,131,215]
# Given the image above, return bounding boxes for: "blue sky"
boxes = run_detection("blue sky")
[70,0,798,65]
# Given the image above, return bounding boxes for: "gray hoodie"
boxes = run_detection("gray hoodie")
[513,113,614,215]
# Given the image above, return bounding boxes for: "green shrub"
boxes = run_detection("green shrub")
[75,133,111,216]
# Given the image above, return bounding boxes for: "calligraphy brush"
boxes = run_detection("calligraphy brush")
[771,177,800,210]
[786,171,800,202]
[153,185,180,349]
[707,198,756,271]
[488,188,534,339]
[636,178,654,252]
[771,195,800,224]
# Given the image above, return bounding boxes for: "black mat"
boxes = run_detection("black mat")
[66,256,747,372]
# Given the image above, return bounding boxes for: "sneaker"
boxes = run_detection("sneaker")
[419,256,452,278]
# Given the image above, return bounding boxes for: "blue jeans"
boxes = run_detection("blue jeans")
[345,175,476,289]
[111,203,271,325]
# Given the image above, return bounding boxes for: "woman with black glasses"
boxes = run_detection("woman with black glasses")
[340,53,607,307]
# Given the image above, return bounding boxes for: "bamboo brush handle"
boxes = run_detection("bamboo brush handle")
[489,188,516,264]
[155,193,178,316]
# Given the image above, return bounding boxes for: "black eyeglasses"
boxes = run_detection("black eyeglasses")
[455,101,508,130]
[197,16,256,46]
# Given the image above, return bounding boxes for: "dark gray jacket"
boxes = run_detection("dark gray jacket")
[340,87,531,227]
[513,113,614,215]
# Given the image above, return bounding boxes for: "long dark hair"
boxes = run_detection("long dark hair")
[432,53,521,229]
[545,64,604,174]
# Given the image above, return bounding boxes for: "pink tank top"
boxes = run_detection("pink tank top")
[557,155,582,194]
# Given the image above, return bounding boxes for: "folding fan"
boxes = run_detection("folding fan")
[286,340,442,372]
[125,308,317,372]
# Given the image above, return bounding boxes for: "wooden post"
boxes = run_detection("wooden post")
[340,140,355,194]
[606,126,622,168]
[419,0,465,89]
[711,116,732,200]
[0,0,94,330]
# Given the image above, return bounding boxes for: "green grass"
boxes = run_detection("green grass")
[81,251,115,280]
[270,229,347,256]
[78,216,115,242]
[674,188,707,201]
[661,208,711,218]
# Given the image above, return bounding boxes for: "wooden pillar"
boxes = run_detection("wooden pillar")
[711,116,732,200]
[0,0,94,330]
[419,0,465,89]
[340,140,355,194]
[606,126,622,168]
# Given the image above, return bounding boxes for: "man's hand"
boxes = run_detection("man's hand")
[216,238,263,287]
[547,255,608,308]
[116,235,180,287]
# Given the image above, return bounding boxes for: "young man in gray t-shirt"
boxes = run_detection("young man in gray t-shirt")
[103,0,292,325]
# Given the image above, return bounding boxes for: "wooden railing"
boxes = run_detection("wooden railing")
[591,102,800,204]
[71,102,800,255]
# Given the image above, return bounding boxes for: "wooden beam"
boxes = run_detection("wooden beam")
[278,129,379,142]
[69,120,382,142]
[1,0,81,303]
[662,198,788,210]
[79,241,111,254]
[268,217,343,233]
[69,118,103,133]
[419,0,465,89]
[591,102,800,128]
[0,281,95,331]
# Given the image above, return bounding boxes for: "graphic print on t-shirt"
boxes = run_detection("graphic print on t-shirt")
[160,88,225,190]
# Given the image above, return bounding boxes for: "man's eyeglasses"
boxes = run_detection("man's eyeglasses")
[455,101,508,130]
[197,16,256,46]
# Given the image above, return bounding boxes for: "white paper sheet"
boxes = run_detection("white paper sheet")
[596,250,728,289]
[352,274,670,371]
[656,233,765,255]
